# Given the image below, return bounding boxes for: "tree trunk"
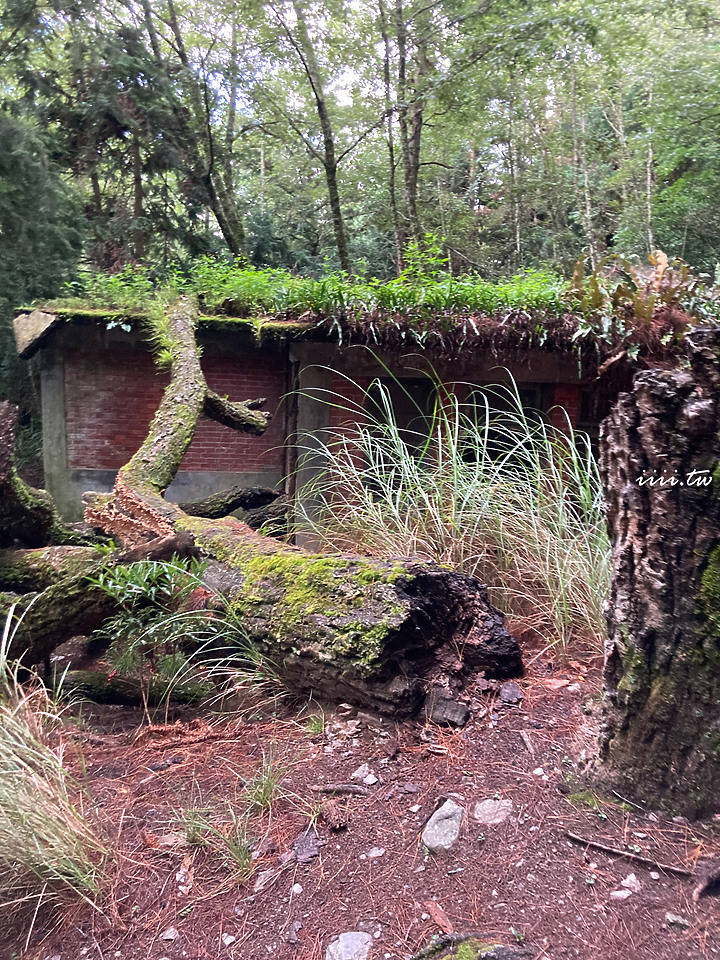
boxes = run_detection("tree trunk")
[290,0,352,274]
[378,0,404,274]
[3,296,523,717]
[599,328,720,818]
[395,0,426,248]
[0,402,92,549]
[179,486,280,519]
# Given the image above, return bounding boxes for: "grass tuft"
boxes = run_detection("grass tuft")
[295,373,610,652]
[0,608,107,919]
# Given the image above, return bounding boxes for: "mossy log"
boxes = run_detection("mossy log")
[0,401,93,548]
[599,328,720,818]
[5,296,523,714]
[54,670,211,706]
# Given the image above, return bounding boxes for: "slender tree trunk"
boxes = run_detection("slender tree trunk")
[224,20,239,197]
[378,0,403,275]
[132,129,145,261]
[290,0,352,273]
[395,0,424,247]
[598,329,720,818]
[570,70,597,268]
[645,86,655,253]
[162,0,245,258]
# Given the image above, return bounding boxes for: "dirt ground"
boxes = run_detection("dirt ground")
[8,647,720,960]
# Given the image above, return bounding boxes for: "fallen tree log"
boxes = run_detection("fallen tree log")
[3,295,523,715]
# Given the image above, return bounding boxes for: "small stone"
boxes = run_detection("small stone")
[422,799,464,853]
[499,681,524,704]
[351,764,371,781]
[160,927,180,941]
[366,847,385,859]
[650,871,660,880]
[292,883,304,895]
[473,797,513,825]
[610,889,632,900]
[254,868,277,892]
[425,695,470,728]
[621,873,642,893]
[363,774,379,786]
[325,931,373,960]
[409,804,421,813]
[672,816,689,825]
[665,912,690,928]
[234,904,246,917]
[532,768,545,776]
[222,934,236,947]
[287,921,303,944]
[294,832,325,863]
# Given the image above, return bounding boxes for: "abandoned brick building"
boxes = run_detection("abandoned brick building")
[13,305,598,523]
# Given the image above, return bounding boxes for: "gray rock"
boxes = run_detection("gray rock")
[325,931,373,960]
[422,799,464,853]
[473,797,513,825]
[287,920,303,944]
[665,912,690,928]
[293,831,325,863]
[499,681,524,704]
[351,763,371,781]
[159,927,180,942]
[222,934,236,947]
[425,694,470,728]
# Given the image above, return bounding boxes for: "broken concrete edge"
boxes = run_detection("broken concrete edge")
[12,306,318,359]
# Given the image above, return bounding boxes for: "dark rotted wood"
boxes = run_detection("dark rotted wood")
[599,328,720,818]
[179,486,280,519]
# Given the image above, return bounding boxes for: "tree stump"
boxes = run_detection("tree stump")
[599,328,720,817]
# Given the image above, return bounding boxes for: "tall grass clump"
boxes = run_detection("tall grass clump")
[0,608,106,918]
[296,373,610,651]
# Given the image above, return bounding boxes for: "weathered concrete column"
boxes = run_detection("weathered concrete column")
[599,329,720,818]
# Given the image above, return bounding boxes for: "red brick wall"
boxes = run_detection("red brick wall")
[64,347,288,474]
[327,375,371,429]
[549,384,582,430]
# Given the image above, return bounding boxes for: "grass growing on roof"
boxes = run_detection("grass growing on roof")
[294,371,610,652]
[50,260,566,318]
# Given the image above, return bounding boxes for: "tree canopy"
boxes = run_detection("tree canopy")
[1,0,719,287]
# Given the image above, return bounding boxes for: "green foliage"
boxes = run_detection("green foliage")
[88,558,216,716]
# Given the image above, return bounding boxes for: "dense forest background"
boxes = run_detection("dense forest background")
[2,0,720,376]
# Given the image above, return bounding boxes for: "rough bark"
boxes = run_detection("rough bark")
[599,328,720,818]
[179,486,280,519]
[0,401,92,549]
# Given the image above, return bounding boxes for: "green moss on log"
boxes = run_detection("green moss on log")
[57,669,211,706]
